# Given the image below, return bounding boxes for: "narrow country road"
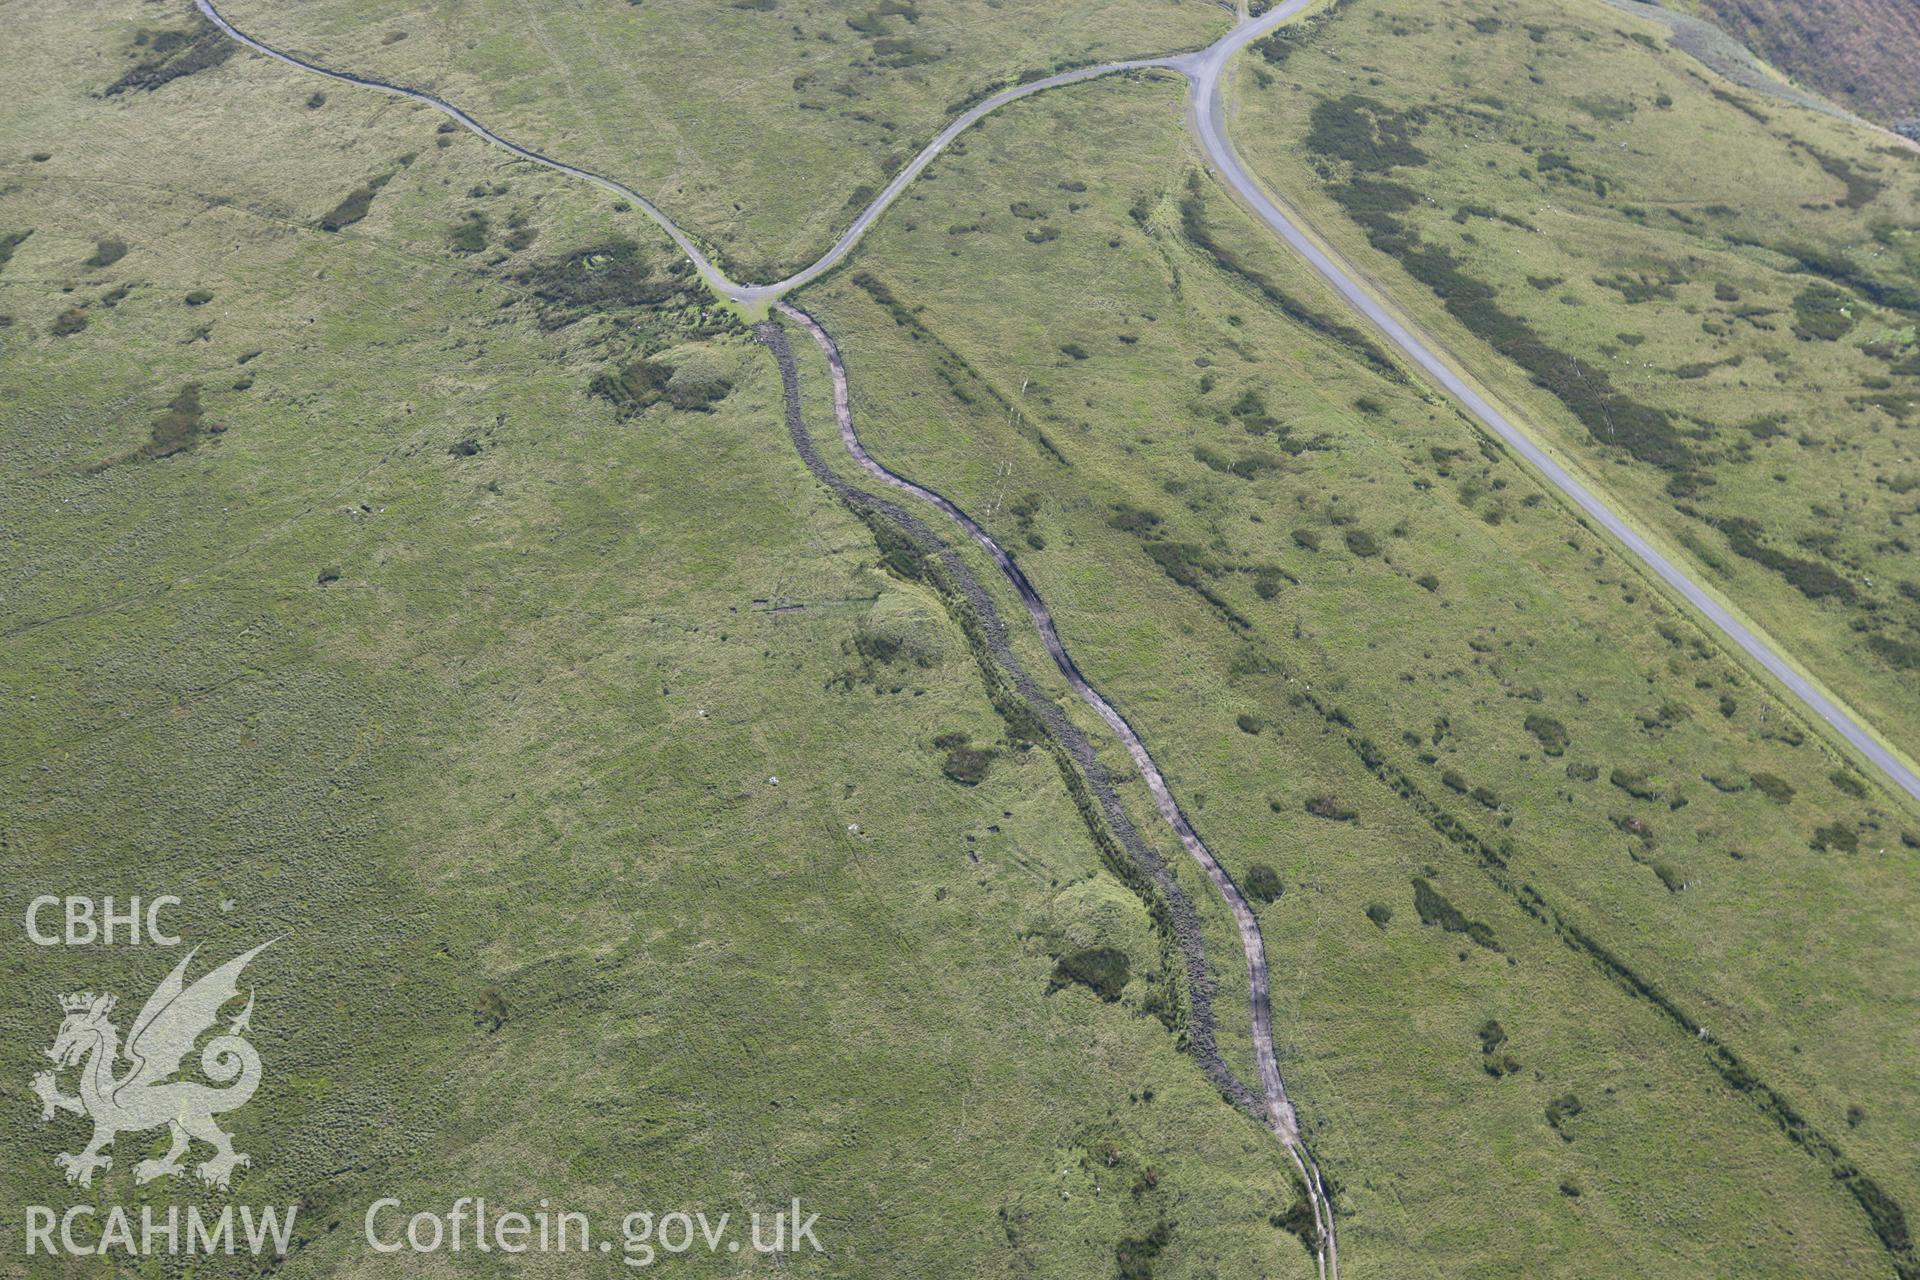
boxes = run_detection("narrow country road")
[193,5,1345,1274]
[1174,1,1920,806]
[194,0,1917,803]
[182,0,1920,1274]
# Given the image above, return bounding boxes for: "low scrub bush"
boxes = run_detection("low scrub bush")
[1811,823,1858,853]
[941,744,996,785]
[1411,877,1500,951]
[1545,1093,1583,1139]
[1524,713,1569,755]
[1050,947,1129,1001]
[1609,768,1660,800]
[85,238,127,268]
[106,19,233,94]
[1305,794,1356,821]
[319,173,393,232]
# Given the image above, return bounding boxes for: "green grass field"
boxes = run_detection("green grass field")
[0,6,1308,1276]
[1229,0,1920,760]
[4,0,1918,1276]
[213,0,1230,280]
[792,62,1920,1277]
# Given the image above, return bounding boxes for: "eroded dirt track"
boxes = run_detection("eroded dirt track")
[765,304,1337,1275]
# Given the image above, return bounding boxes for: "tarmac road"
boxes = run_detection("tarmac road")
[1175,0,1920,805]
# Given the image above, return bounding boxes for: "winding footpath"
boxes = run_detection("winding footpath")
[188,0,1920,1272]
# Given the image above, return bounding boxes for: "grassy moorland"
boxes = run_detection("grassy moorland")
[0,6,1311,1277]
[211,0,1230,280]
[1228,0,1920,762]
[1680,0,1920,130]
[796,68,1920,1277]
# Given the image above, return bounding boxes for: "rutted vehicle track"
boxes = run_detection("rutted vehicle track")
[193,0,1920,808]
[185,0,1920,1272]
[188,8,1346,1269]
[770,301,1338,1274]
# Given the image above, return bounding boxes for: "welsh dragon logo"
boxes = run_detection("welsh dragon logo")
[32,943,272,1190]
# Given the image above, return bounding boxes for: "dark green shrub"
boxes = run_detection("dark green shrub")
[50,307,88,336]
[1269,1184,1317,1255]
[1609,768,1659,800]
[521,239,679,319]
[1545,1093,1582,1138]
[143,384,206,458]
[1791,284,1856,341]
[1751,772,1795,803]
[1305,95,1429,171]
[473,987,508,1033]
[1292,528,1320,551]
[1524,713,1569,755]
[1811,823,1858,853]
[85,238,126,268]
[1178,187,1404,380]
[590,356,671,416]
[106,19,233,95]
[1867,633,1920,670]
[1107,503,1162,534]
[450,211,490,254]
[1050,947,1129,1001]
[1305,794,1356,821]
[1709,516,1854,602]
[1830,770,1867,799]
[1115,1220,1174,1279]
[185,289,213,306]
[1343,529,1380,556]
[1306,105,1699,476]
[1245,864,1283,904]
[941,745,995,786]
[1411,878,1501,951]
[666,360,733,411]
[319,173,393,232]
[1236,713,1263,735]
[1365,902,1392,927]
